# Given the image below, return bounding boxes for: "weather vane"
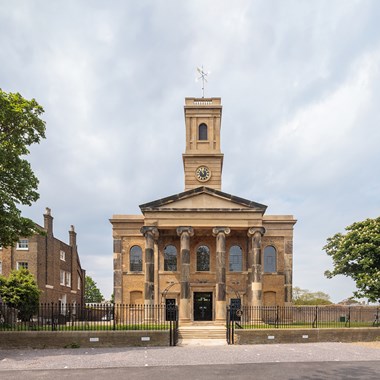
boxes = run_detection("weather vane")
[196,65,210,98]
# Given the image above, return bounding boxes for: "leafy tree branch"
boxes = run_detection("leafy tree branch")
[0,89,46,247]
[324,217,380,303]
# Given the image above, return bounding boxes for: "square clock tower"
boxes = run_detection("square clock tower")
[183,98,223,190]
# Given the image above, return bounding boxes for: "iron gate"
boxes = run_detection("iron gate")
[168,304,179,346]
[226,305,242,344]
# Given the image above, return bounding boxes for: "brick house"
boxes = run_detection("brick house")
[0,208,85,305]
[110,97,296,323]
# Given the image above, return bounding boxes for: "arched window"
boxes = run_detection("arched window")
[196,245,210,271]
[229,245,243,272]
[198,123,208,140]
[130,245,142,272]
[264,246,277,273]
[164,245,177,271]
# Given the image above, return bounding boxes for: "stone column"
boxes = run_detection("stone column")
[154,240,159,305]
[140,226,159,308]
[213,227,230,321]
[176,226,194,321]
[247,227,265,310]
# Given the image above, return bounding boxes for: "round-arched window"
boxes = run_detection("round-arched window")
[264,246,276,273]
[229,245,243,272]
[198,123,208,140]
[130,246,142,272]
[164,245,177,271]
[196,245,210,271]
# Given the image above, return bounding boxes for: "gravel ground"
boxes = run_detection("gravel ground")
[353,341,380,349]
[0,342,379,371]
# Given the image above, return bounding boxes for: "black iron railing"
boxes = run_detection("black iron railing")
[0,303,178,337]
[227,305,380,330]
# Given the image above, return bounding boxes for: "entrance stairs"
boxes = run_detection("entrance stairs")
[178,323,227,346]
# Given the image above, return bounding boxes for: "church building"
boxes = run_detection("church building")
[110,97,296,323]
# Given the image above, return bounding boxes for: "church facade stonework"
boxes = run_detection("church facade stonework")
[110,97,296,323]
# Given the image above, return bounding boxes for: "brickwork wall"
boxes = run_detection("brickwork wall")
[0,328,378,348]
[0,211,85,306]
[121,235,145,304]
[235,328,380,345]
[0,330,170,349]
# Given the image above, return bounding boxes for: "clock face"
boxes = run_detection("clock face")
[196,166,211,182]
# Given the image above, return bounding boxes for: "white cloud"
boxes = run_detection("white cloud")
[2,0,380,302]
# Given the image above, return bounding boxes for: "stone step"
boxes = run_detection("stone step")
[178,327,226,339]
[180,321,225,327]
[178,339,227,346]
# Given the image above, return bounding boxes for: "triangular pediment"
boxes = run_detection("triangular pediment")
[159,193,251,209]
[139,187,267,213]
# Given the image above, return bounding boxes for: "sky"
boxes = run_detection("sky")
[1,0,380,303]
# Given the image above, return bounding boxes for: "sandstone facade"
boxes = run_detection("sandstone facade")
[110,97,296,323]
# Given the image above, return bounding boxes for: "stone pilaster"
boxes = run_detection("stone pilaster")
[113,239,122,304]
[247,227,265,309]
[284,240,293,306]
[176,226,194,321]
[140,226,159,308]
[213,227,230,321]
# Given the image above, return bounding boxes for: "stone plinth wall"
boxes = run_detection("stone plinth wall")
[1,328,379,348]
[235,328,380,345]
[0,330,169,349]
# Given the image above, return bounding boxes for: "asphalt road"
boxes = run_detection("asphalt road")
[0,343,379,379]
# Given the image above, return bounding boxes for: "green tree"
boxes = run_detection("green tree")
[324,217,380,303]
[84,276,104,303]
[0,268,40,321]
[293,286,332,305]
[0,89,46,248]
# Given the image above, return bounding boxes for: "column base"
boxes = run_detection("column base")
[179,298,191,321]
[144,300,155,322]
[215,300,226,321]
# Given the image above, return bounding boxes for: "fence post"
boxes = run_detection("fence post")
[51,302,54,331]
[276,305,279,328]
[372,307,379,327]
[226,306,230,344]
[348,306,351,328]
[113,304,116,331]
[312,306,318,328]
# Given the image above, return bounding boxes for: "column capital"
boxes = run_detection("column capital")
[140,226,159,240]
[212,227,231,237]
[248,227,265,249]
[176,226,194,237]
[247,226,265,238]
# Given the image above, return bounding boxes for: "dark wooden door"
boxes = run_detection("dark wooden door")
[194,292,212,321]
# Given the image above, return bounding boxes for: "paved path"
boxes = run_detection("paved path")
[0,343,379,379]
[0,361,380,380]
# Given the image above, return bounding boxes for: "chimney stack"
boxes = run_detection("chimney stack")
[69,225,77,248]
[43,207,53,236]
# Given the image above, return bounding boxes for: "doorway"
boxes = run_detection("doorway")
[193,292,213,321]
